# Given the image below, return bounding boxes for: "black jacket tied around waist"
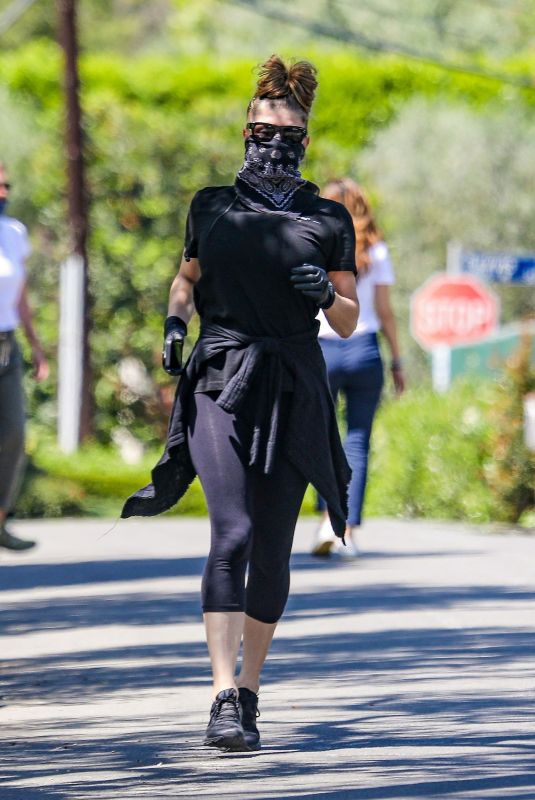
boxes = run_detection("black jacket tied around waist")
[121,323,351,537]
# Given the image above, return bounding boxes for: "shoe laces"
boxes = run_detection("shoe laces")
[240,688,260,719]
[211,689,241,722]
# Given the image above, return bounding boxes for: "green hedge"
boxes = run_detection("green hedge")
[17,440,207,518]
[18,437,318,518]
[2,45,534,161]
[364,350,534,525]
[364,381,495,523]
[16,374,534,526]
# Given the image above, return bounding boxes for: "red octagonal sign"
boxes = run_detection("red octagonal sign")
[411,273,500,351]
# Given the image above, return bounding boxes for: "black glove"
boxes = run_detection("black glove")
[162,316,187,375]
[290,263,335,309]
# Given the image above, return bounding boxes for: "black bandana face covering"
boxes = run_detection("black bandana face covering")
[236,136,306,211]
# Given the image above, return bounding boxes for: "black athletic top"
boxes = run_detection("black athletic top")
[184,184,357,391]
[122,182,358,536]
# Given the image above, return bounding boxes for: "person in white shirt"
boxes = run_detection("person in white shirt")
[0,161,48,551]
[313,178,405,557]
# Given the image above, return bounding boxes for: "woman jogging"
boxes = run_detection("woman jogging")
[312,178,405,558]
[122,56,359,751]
[0,161,48,551]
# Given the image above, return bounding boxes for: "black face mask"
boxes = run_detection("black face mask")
[236,136,306,210]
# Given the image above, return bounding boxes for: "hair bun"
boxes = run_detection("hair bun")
[255,55,317,115]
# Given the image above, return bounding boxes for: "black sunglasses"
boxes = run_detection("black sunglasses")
[0,182,11,190]
[247,122,307,144]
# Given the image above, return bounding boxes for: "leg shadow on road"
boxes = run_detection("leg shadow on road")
[2,548,535,797]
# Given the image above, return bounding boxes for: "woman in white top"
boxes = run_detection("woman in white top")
[0,161,48,551]
[313,178,405,556]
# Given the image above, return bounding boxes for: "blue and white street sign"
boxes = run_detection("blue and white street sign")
[459,249,535,284]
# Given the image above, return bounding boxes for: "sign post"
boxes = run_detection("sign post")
[58,254,84,453]
[525,393,535,452]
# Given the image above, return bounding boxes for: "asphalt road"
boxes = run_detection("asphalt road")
[1,517,534,799]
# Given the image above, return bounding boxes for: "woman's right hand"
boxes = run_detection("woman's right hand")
[32,344,49,382]
[162,316,187,375]
[163,254,199,375]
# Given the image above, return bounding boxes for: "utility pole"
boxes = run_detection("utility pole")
[57,0,92,448]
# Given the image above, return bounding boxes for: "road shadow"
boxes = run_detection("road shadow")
[2,567,533,637]
[2,651,535,800]
[0,556,208,592]
[2,546,535,798]
[0,549,481,593]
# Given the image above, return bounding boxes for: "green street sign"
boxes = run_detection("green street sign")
[451,332,535,380]
[432,323,535,392]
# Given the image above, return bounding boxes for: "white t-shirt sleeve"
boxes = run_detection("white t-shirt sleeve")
[318,240,395,338]
[17,221,31,263]
[370,241,394,285]
[0,217,30,330]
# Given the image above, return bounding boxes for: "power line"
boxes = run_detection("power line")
[461,0,520,9]
[0,0,39,35]
[224,0,534,91]
[332,0,507,52]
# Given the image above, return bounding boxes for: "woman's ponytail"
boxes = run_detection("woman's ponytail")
[249,55,317,119]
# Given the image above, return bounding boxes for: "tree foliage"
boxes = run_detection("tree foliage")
[0,43,534,452]
[360,97,535,375]
[484,336,535,522]
[2,0,535,66]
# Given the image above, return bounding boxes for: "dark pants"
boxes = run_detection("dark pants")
[317,333,383,526]
[187,391,307,624]
[0,336,26,512]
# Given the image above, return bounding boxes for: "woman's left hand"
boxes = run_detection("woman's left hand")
[391,366,405,395]
[32,345,49,382]
[290,264,334,308]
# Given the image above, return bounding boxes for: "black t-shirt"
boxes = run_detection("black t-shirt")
[184,184,357,391]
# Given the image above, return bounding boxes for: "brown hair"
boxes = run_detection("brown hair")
[248,55,318,122]
[323,178,382,273]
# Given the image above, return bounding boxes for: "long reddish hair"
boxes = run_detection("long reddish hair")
[323,178,382,274]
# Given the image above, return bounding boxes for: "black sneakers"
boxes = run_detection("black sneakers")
[204,688,248,751]
[0,526,36,551]
[239,687,261,750]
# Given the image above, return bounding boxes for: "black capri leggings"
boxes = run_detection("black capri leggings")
[187,391,307,624]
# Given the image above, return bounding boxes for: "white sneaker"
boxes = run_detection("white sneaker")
[334,536,359,558]
[311,518,336,556]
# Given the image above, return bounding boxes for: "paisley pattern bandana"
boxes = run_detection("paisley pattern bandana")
[236,137,306,211]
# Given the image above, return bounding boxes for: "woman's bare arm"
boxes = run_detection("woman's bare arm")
[375,283,405,394]
[168,256,201,323]
[323,272,359,338]
[17,281,49,381]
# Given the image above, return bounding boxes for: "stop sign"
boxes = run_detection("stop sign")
[411,273,499,351]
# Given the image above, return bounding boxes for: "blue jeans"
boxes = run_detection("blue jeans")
[317,333,384,526]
